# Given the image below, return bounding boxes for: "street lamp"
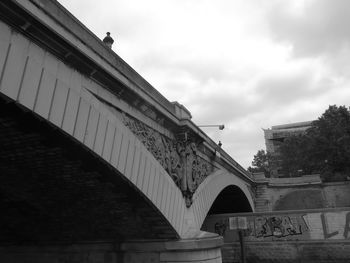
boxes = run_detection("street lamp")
[198,124,225,130]
[197,124,225,158]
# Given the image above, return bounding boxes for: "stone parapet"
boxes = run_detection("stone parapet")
[268,174,322,187]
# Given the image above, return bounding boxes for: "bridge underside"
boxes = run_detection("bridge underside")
[0,96,178,244]
[208,185,253,215]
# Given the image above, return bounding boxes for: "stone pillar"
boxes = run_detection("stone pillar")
[122,232,223,263]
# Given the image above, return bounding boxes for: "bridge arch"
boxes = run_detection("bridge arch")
[190,170,254,231]
[0,95,182,241]
[0,11,256,243]
[0,1,259,261]
[0,20,186,240]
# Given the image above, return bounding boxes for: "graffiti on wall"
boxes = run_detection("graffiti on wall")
[227,215,302,239]
[255,216,302,238]
[302,211,350,239]
[208,210,350,241]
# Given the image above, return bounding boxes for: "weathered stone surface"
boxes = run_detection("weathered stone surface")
[253,174,350,212]
[203,208,350,263]
[122,113,215,206]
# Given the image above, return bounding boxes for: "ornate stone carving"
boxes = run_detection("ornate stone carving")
[122,113,213,207]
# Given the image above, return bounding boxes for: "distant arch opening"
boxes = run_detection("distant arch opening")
[201,185,253,235]
[208,185,252,215]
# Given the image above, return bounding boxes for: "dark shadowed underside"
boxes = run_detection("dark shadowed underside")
[208,185,253,215]
[0,96,178,244]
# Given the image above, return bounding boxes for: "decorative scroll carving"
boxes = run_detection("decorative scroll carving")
[122,113,214,206]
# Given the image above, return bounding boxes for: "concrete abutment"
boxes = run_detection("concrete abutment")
[0,234,223,263]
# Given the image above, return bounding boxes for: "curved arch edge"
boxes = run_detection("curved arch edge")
[190,170,255,232]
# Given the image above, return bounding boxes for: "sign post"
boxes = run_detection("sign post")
[238,230,246,263]
[229,217,247,263]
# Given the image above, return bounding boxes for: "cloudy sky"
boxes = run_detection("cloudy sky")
[59,0,350,168]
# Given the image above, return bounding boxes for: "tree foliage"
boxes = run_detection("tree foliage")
[279,105,350,181]
[279,134,311,177]
[248,149,271,177]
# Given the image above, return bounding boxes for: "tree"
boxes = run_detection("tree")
[248,149,271,177]
[308,105,350,180]
[279,134,313,177]
[279,105,350,181]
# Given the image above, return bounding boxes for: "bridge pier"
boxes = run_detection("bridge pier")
[0,233,223,263]
[122,233,223,263]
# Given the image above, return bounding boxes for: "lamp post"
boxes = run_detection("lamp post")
[198,125,225,158]
[198,124,225,130]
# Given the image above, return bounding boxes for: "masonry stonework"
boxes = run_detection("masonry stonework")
[253,174,350,212]
[202,208,350,263]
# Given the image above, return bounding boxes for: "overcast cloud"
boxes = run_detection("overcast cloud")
[58,0,350,168]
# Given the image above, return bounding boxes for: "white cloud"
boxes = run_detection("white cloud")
[58,0,350,168]
[267,0,350,57]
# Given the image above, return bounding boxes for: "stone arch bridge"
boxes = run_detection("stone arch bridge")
[0,1,257,262]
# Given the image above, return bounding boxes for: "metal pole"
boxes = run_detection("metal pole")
[238,230,246,263]
[198,124,225,130]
